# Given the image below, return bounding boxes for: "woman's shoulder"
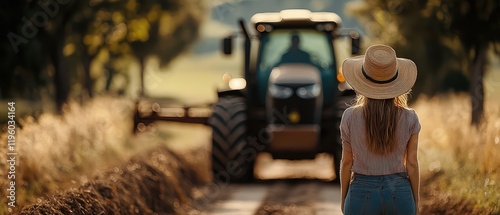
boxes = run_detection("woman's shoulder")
[402,107,421,133]
[343,106,358,115]
[342,106,362,119]
[402,107,418,116]
[401,107,420,122]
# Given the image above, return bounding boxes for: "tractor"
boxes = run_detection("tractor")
[209,9,360,183]
[133,9,361,183]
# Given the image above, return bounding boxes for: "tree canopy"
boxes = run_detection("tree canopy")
[1,0,205,110]
[346,0,500,124]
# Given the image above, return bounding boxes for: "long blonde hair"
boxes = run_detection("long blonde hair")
[354,93,409,154]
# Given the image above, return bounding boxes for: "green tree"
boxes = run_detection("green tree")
[0,1,51,100]
[122,0,205,96]
[346,0,500,125]
[440,0,500,124]
[69,0,205,97]
[1,0,205,110]
[2,0,95,111]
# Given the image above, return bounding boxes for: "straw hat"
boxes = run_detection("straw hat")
[342,44,417,99]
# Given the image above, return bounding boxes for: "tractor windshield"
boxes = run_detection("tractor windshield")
[257,29,337,104]
[258,29,333,70]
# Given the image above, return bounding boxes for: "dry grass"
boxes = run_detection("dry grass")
[17,145,210,215]
[0,96,160,214]
[414,94,500,214]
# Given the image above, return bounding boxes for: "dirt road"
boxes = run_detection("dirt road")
[208,182,342,215]
[162,122,344,215]
[206,156,343,215]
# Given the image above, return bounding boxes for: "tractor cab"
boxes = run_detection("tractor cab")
[252,10,343,105]
[223,9,359,105]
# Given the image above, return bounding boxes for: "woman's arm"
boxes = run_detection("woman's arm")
[340,146,353,213]
[406,133,420,213]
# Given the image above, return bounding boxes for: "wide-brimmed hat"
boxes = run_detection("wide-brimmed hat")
[342,44,417,99]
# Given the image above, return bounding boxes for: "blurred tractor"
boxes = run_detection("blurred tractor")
[210,9,360,182]
[133,9,361,183]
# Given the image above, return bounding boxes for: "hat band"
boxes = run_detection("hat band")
[362,67,398,84]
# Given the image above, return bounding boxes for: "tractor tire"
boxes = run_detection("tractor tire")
[208,96,254,183]
[332,94,355,183]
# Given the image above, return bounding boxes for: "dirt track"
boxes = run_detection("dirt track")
[207,182,341,215]
[206,153,342,215]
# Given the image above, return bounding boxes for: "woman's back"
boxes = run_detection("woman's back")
[340,106,421,175]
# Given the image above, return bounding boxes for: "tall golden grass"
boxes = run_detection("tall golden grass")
[413,93,500,213]
[0,97,159,214]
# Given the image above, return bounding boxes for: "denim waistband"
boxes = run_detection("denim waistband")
[353,172,409,182]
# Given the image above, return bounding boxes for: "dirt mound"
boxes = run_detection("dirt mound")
[17,145,210,215]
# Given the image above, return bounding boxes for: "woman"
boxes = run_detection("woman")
[339,44,421,215]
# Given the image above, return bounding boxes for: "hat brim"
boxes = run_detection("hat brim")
[342,55,417,99]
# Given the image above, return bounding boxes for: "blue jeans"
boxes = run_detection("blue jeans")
[344,172,416,215]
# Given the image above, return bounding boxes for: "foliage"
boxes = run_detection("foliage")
[0,1,51,100]
[0,0,205,106]
[438,0,500,124]
[345,0,499,106]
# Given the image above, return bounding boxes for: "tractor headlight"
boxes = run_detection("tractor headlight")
[269,85,293,99]
[296,84,321,99]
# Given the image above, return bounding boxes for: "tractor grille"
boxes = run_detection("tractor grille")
[271,95,319,125]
